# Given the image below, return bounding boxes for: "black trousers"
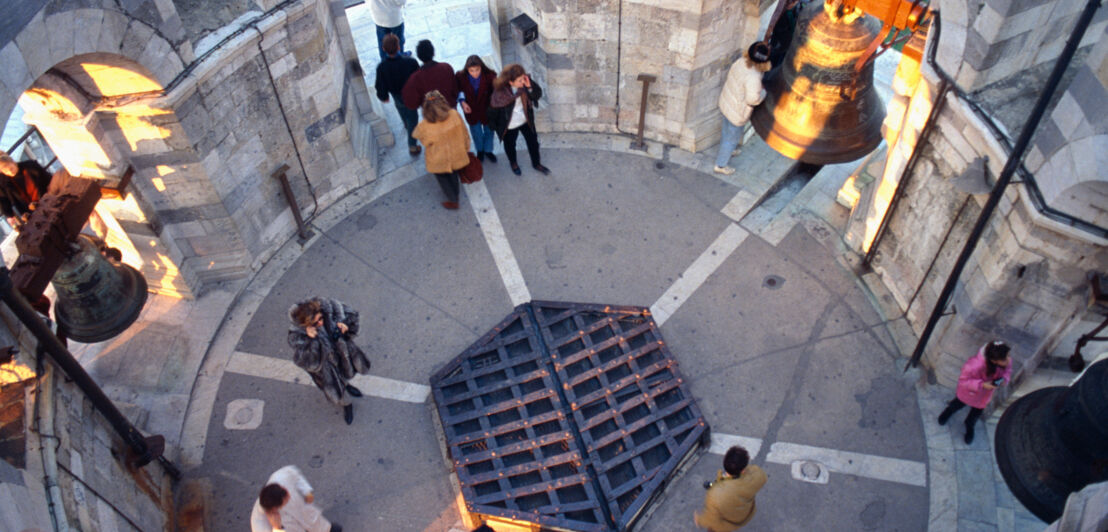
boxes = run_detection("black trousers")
[503,122,541,168]
[434,172,460,203]
[940,397,983,428]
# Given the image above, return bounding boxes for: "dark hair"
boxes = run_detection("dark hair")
[984,340,1010,375]
[464,55,488,72]
[422,90,452,123]
[747,42,771,63]
[258,484,288,510]
[291,300,322,328]
[723,446,750,476]
[382,33,400,56]
[416,39,435,63]
[472,526,495,532]
[494,63,526,90]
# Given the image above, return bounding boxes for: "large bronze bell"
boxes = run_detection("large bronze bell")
[995,358,1108,522]
[751,0,886,164]
[52,234,148,343]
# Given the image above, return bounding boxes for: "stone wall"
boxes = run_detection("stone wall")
[851,16,1108,389]
[0,0,378,297]
[491,0,757,152]
[0,307,174,531]
[935,0,1108,91]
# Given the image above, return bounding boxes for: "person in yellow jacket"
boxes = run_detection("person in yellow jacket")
[695,445,767,531]
[412,90,471,209]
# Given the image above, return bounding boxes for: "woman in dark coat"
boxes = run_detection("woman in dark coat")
[456,55,498,163]
[487,64,550,176]
[288,298,371,425]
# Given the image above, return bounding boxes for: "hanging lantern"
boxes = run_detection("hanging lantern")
[751,0,886,164]
[52,234,148,343]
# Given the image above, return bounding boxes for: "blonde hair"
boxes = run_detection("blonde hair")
[422,90,452,123]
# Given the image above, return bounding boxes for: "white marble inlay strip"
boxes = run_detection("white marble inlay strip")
[464,180,532,306]
[650,223,748,326]
[226,351,430,403]
[764,440,928,487]
[709,432,763,459]
[708,433,926,487]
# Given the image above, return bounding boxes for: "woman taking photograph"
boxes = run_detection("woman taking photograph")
[937,340,1012,444]
[488,64,550,176]
[412,90,471,209]
[456,55,498,163]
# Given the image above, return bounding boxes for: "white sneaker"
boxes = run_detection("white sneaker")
[713,165,736,175]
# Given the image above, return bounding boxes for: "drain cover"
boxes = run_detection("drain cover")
[791,459,829,484]
[763,275,785,289]
[431,301,710,531]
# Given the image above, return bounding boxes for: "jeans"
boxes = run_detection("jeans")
[503,123,541,168]
[715,118,744,168]
[394,98,419,147]
[375,23,405,61]
[469,123,494,154]
[434,172,460,203]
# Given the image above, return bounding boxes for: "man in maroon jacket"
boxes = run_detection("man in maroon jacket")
[402,40,457,110]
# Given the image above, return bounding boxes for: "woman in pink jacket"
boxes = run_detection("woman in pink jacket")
[937,341,1013,443]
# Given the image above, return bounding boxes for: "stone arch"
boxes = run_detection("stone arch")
[9,48,243,297]
[1036,134,1108,227]
[2,6,185,129]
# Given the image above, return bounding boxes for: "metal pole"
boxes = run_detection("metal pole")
[633,74,656,150]
[271,163,315,243]
[0,267,181,479]
[906,0,1103,369]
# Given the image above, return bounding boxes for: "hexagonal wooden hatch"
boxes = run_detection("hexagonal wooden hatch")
[431,301,710,531]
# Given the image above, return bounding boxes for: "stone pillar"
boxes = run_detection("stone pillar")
[491,0,760,151]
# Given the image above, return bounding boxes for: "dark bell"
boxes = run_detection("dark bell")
[995,358,1108,522]
[52,234,148,343]
[751,1,886,164]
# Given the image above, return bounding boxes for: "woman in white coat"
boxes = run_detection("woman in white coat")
[714,42,772,175]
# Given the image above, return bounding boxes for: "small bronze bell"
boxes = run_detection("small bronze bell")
[52,234,148,343]
[751,0,886,164]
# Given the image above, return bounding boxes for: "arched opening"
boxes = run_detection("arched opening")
[343,0,497,164]
[3,52,212,297]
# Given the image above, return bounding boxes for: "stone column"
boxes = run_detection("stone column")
[491,0,760,151]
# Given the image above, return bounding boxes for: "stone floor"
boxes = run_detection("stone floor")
[9,1,1055,531]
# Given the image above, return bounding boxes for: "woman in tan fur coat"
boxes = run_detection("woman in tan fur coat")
[412,90,471,209]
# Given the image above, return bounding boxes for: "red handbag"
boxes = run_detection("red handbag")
[459,152,483,184]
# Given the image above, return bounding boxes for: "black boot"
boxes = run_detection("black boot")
[343,404,354,425]
[963,424,975,444]
[937,408,953,426]
[345,384,363,397]
[484,152,497,163]
[476,151,485,162]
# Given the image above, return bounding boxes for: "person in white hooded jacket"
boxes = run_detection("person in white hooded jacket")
[714,42,771,175]
[371,0,407,61]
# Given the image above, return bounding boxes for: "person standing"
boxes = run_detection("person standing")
[412,90,471,210]
[487,64,549,176]
[0,151,52,230]
[250,465,342,532]
[402,40,457,110]
[938,340,1013,444]
[456,55,498,163]
[714,42,771,175]
[370,0,407,61]
[695,445,767,531]
[375,33,421,156]
[288,298,371,425]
